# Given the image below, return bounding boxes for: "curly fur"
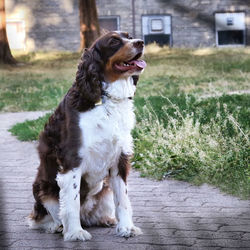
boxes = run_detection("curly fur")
[68,48,103,111]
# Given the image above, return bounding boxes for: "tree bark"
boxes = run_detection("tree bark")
[79,0,100,50]
[0,0,17,64]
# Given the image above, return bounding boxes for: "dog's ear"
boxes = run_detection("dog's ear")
[69,47,103,111]
[132,75,139,86]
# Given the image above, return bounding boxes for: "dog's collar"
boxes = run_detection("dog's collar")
[95,92,132,106]
[103,91,133,101]
[95,81,133,106]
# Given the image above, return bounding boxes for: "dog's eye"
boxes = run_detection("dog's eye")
[110,38,121,46]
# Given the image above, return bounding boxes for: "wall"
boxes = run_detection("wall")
[5,0,250,51]
[6,0,80,51]
[97,0,250,47]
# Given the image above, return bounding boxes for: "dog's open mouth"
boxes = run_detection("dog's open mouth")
[114,53,147,72]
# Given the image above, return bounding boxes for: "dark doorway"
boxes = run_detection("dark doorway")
[144,34,170,46]
[218,30,244,45]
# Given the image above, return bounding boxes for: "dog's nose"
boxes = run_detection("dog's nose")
[133,39,144,48]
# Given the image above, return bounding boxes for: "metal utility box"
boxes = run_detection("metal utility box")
[215,12,246,46]
[142,15,172,46]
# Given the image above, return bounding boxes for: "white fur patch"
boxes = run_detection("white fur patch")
[28,214,63,233]
[43,200,61,224]
[77,76,141,237]
[78,77,136,183]
[104,77,136,100]
[27,214,52,229]
[42,200,62,233]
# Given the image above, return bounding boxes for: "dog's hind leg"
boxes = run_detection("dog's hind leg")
[29,168,62,233]
[80,181,116,227]
[93,184,116,227]
[28,201,57,233]
[42,199,62,233]
[28,201,50,228]
[28,199,62,233]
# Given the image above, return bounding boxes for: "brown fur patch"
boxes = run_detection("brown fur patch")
[98,216,117,227]
[118,153,131,183]
[29,202,48,222]
[94,177,111,200]
[80,176,89,206]
[105,42,135,82]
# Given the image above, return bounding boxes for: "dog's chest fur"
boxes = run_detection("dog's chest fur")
[78,78,136,188]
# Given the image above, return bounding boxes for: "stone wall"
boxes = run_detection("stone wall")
[5,0,250,51]
[6,0,80,51]
[97,0,250,47]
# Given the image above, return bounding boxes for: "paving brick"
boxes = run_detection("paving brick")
[0,111,250,249]
[194,238,250,248]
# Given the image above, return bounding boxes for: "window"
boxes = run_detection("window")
[6,20,25,50]
[215,12,245,46]
[151,19,163,32]
[99,16,119,32]
[142,15,172,46]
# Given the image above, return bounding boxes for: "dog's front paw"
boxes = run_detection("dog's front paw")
[63,228,92,241]
[116,224,142,237]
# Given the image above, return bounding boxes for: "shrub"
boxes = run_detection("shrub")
[133,95,250,198]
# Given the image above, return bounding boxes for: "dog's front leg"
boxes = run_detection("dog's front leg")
[56,167,92,241]
[110,154,142,237]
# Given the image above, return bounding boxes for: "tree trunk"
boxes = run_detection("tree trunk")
[0,0,17,64]
[79,0,100,50]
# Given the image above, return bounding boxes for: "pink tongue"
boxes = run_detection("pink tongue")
[131,59,147,69]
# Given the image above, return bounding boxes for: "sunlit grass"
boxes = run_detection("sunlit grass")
[1,47,250,111]
[0,51,80,112]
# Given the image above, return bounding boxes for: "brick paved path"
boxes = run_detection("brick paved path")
[0,112,250,250]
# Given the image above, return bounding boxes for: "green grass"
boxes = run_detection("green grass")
[2,46,250,198]
[0,51,79,112]
[133,94,250,198]
[9,113,51,141]
[1,47,250,112]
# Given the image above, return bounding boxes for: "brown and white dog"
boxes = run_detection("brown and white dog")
[28,31,146,241]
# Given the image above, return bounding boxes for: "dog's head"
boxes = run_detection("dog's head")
[95,31,146,82]
[72,31,146,110]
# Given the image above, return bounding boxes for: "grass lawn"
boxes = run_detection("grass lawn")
[1,45,250,198]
